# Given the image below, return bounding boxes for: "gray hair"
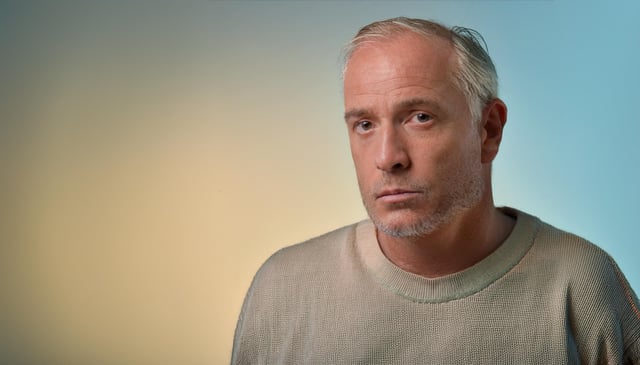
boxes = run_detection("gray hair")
[341,17,498,123]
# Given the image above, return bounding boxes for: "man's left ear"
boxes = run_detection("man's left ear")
[479,98,507,164]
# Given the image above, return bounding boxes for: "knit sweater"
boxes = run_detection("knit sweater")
[231,209,640,364]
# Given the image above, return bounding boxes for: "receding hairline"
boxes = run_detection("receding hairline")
[346,30,457,70]
[341,17,499,123]
[342,26,466,102]
[342,32,465,118]
[342,19,456,75]
[351,29,455,55]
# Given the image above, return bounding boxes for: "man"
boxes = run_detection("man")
[231,17,640,364]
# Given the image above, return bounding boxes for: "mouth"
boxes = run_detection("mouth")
[375,188,422,202]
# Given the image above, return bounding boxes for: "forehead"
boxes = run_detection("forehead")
[343,32,457,97]
[344,32,457,114]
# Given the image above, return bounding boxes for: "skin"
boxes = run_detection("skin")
[343,32,515,278]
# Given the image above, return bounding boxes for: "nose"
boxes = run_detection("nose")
[375,126,410,172]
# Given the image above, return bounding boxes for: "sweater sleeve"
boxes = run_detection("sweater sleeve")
[230,250,284,365]
[608,257,640,364]
[626,336,640,364]
[230,267,260,365]
[230,253,282,365]
[543,224,640,364]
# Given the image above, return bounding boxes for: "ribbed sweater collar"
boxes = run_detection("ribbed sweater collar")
[354,208,541,303]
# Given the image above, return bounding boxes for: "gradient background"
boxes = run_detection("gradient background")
[2,1,639,364]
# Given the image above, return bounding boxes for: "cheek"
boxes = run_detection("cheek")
[349,144,363,170]
[350,146,372,182]
[411,136,476,175]
[349,137,374,166]
[409,137,447,167]
[353,159,373,185]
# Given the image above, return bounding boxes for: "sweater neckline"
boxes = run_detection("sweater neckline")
[354,208,540,303]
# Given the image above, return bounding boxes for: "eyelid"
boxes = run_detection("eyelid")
[406,111,433,123]
[353,119,374,134]
[347,115,368,125]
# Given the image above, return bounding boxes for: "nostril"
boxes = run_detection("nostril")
[391,162,406,170]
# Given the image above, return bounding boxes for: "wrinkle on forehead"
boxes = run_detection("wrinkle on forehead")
[343,33,457,99]
[343,33,469,122]
[346,77,442,97]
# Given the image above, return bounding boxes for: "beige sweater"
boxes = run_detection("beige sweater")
[232,209,640,364]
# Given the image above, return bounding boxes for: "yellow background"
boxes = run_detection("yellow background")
[2,1,639,364]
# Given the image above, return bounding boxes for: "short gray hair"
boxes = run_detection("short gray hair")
[342,17,498,123]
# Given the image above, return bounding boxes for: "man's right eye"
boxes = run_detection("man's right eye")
[355,120,373,133]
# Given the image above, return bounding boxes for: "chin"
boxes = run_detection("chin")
[369,210,443,238]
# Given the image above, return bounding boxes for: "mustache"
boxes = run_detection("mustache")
[370,176,429,195]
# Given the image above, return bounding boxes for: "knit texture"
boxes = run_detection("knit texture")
[231,209,640,364]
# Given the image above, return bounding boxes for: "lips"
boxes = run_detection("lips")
[376,188,422,202]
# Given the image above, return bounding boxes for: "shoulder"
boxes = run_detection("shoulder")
[235,221,363,332]
[533,217,617,277]
[521,211,640,321]
[505,208,614,279]
[246,221,362,294]
[267,222,359,262]
[506,207,612,275]
[258,221,360,274]
[522,212,640,361]
[528,216,625,295]
[508,209,637,307]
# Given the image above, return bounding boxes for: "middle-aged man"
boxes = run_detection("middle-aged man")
[231,17,640,364]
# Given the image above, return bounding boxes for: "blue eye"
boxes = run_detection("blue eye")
[355,120,373,133]
[413,113,432,123]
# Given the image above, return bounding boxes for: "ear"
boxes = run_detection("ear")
[479,98,507,164]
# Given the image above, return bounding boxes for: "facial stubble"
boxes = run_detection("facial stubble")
[361,151,485,238]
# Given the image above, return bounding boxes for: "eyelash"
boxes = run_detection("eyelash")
[354,120,373,133]
[352,112,433,134]
[410,112,432,124]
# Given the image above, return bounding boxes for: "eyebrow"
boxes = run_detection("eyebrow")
[397,97,440,111]
[344,97,441,122]
[343,108,368,122]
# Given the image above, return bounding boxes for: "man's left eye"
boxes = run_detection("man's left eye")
[412,113,432,123]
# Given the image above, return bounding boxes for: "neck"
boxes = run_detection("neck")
[376,199,515,278]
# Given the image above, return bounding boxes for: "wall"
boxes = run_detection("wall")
[2,1,638,363]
